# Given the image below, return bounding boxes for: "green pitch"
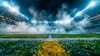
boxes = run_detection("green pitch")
[0,34,100,38]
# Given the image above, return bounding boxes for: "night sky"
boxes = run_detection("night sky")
[14,0,100,20]
[16,0,91,16]
[0,0,100,34]
[0,0,99,20]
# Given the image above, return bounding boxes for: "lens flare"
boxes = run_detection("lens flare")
[89,1,96,7]
[2,1,9,7]
[73,1,96,19]
[2,1,19,13]
[1,1,30,20]
[75,11,82,17]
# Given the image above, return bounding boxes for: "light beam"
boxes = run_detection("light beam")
[1,1,30,20]
[73,1,96,19]
[75,11,82,17]
[88,1,96,7]
[2,1,19,13]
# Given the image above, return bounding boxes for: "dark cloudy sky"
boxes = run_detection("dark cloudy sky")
[16,0,91,14]
[0,0,100,34]
[1,0,100,20]
[14,0,99,20]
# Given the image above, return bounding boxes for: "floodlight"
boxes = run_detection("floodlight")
[31,20,37,23]
[9,7,19,13]
[1,1,30,20]
[2,1,9,7]
[89,1,96,7]
[2,1,19,13]
[73,1,96,20]
[75,11,82,17]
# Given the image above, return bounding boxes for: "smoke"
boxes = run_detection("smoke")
[0,22,49,34]
[55,7,72,28]
[0,4,92,34]
[54,4,90,34]
[0,22,68,34]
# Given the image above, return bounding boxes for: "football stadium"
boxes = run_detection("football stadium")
[0,0,100,56]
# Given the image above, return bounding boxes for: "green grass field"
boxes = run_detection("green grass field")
[0,34,48,38]
[0,34,100,38]
[53,34,100,38]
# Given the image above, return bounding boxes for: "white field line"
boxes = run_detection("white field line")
[0,38,100,40]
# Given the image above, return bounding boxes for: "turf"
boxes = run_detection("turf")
[0,34,100,38]
[53,34,100,38]
[0,34,48,38]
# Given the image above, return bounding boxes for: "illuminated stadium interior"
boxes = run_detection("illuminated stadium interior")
[0,0,100,34]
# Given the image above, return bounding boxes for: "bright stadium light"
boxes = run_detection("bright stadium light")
[55,19,71,25]
[2,1,19,13]
[89,1,96,7]
[73,1,96,20]
[84,1,96,11]
[2,1,9,7]
[75,11,82,17]
[9,7,19,13]
[1,1,30,20]
[31,20,37,23]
